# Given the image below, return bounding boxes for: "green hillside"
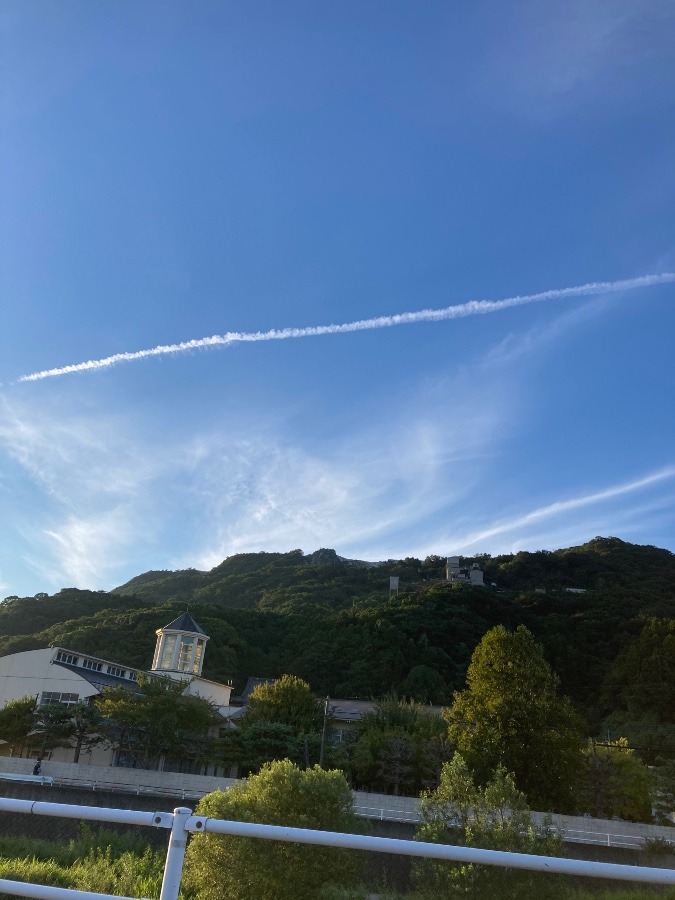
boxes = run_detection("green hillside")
[1,538,673,738]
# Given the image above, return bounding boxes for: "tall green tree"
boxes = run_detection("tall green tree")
[96,677,220,769]
[0,696,36,757]
[445,625,583,812]
[244,675,324,732]
[415,754,565,899]
[600,618,675,763]
[30,703,75,757]
[215,720,302,775]
[70,701,105,764]
[352,696,451,794]
[241,675,328,769]
[184,759,362,900]
[602,618,675,723]
[579,738,653,822]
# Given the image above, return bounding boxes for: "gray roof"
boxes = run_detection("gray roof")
[52,660,144,694]
[329,699,447,723]
[161,612,207,635]
[231,676,275,704]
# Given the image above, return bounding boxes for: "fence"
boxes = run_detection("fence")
[0,797,674,900]
[3,759,674,850]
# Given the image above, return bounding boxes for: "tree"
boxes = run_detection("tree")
[241,675,327,769]
[579,739,653,822]
[184,759,362,900]
[600,618,675,763]
[352,696,452,795]
[350,695,451,796]
[445,625,583,812]
[376,734,414,796]
[0,696,105,763]
[70,701,105,763]
[415,754,565,899]
[653,757,675,825]
[244,675,324,732]
[96,677,220,769]
[215,720,302,775]
[602,618,675,724]
[0,696,37,757]
[400,664,449,704]
[30,703,75,757]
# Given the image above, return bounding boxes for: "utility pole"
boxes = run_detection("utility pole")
[319,696,330,767]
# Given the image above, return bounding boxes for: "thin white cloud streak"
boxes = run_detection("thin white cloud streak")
[189,409,496,571]
[42,511,135,588]
[18,273,675,382]
[454,465,675,550]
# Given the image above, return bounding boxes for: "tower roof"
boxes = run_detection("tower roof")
[160,612,207,636]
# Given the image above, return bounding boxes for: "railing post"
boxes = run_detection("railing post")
[159,807,192,900]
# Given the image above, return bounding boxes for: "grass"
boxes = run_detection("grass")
[0,828,672,900]
[0,824,165,899]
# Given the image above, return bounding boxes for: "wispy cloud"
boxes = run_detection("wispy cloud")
[480,1,674,118]
[17,273,675,383]
[450,465,675,552]
[187,391,507,570]
[0,395,169,590]
[40,511,138,587]
[0,373,510,591]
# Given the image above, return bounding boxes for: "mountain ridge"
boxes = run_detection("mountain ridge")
[1,536,673,730]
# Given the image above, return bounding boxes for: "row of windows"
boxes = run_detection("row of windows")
[40,692,79,706]
[156,635,205,674]
[55,650,137,681]
[82,659,102,671]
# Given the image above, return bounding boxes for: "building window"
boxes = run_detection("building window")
[177,637,193,672]
[82,659,102,671]
[160,634,177,669]
[193,640,203,674]
[106,665,126,678]
[56,651,79,666]
[128,671,137,681]
[40,692,79,707]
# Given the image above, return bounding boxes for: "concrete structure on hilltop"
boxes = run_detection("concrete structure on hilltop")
[446,556,484,586]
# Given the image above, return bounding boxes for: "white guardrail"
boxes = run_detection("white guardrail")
[4,773,673,852]
[352,804,673,850]
[0,797,673,900]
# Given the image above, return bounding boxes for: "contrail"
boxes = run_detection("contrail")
[18,272,675,382]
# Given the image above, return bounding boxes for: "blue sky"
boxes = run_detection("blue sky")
[2,0,675,597]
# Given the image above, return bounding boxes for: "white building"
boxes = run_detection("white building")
[0,613,232,767]
[445,557,484,586]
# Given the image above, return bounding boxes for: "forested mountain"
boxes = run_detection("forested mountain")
[1,537,673,737]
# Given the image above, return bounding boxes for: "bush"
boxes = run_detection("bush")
[184,758,364,900]
[414,754,567,899]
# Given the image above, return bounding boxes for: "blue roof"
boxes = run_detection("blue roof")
[160,612,207,635]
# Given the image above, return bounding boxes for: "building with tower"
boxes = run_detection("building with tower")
[0,613,232,767]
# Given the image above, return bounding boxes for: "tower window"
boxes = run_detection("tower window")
[178,637,193,671]
[160,634,177,669]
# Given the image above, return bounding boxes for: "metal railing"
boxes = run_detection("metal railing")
[4,772,673,852]
[354,803,675,850]
[0,797,673,900]
[52,775,203,801]
[564,828,649,850]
